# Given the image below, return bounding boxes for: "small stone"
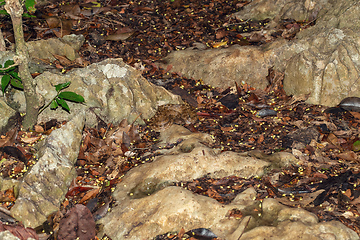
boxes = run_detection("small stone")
[338,97,360,112]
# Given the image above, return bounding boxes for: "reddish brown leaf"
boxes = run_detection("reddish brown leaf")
[79,188,100,204]
[57,204,96,240]
[0,222,38,240]
[0,128,17,148]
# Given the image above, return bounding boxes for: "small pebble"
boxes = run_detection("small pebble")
[256,109,277,117]
[338,97,360,112]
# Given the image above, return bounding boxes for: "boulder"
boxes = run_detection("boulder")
[10,111,85,228]
[156,0,360,107]
[9,58,182,127]
[99,125,358,240]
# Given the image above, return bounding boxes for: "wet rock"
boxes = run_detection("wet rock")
[256,108,277,117]
[10,111,85,228]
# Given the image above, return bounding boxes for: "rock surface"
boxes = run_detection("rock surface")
[10,111,85,228]
[98,125,359,239]
[10,58,182,127]
[232,198,359,240]
[0,98,18,135]
[26,34,84,62]
[99,125,270,239]
[156,0,360,107]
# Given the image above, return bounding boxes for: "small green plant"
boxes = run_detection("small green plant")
[39,81,85,114]
[0,59,23,92]
[0,0,36,17]
[1,61,84,114]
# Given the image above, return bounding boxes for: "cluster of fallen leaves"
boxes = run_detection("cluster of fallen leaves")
[2,67,360,239]
[0,0,359,239]
[1,0,315,72]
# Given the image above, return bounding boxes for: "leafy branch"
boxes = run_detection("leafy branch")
[1,59,23,93]
[38,81,85,115]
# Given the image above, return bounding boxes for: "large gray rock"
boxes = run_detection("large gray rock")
[156,0,360,107]
[283,0,360,106]
[156,44,277,90]
[232,0,330,22]
[231,198,359,240]
[26,34,85,62]
[11,58,182,126]
[101,186,252,240]
[10,111,85,228]
[99,125,358,240]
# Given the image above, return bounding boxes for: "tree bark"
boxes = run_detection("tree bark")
[5,0,40,129]
[0,28,5,51]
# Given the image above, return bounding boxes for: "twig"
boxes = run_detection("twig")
[237,216,251,240]
[0,63,18,71]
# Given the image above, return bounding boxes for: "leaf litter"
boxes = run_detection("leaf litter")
[0,0,360,239]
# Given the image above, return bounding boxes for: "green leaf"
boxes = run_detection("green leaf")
[353,140,360,152]
[25,0,36,13]
[50,99,58,109]
[9,71,21,81]
[4,60,14,68]
[10,79,24,90]
[0,9,9,15]
[1,75,10,93]
[58,91,85,103]
[55,82,71,92]
[56,97,70,112]
[3,60,15,72]
[22,13,35,18]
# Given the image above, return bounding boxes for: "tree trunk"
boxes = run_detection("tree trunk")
[5,0,40,130]
[0,28,5,51]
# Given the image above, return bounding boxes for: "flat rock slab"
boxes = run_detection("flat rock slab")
[10,111,85,228]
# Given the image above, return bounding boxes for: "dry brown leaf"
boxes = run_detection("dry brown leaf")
[337,151,359,162]
[34,125,44,133]
[177,228,186,238]
[0,128,17,148]
[277,190,324,207]
[45,16,60,28]
[79,188,99,204]
[221,126,234,132]
[350,111,360,119]
[57,204,95,240]
[105,31,134,41]
[20,135,41,144]
[212,41,227,48]
[327,133,339,146]
[0,188,16,202]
